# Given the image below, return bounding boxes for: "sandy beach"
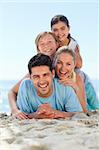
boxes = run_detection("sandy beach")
[0,111,99,150]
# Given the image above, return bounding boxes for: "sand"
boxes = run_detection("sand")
[0,111,99,150]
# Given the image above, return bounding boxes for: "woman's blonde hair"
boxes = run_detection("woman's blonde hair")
[53,46,76,68]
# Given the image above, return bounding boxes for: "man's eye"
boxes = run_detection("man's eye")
[32,75,39,79]
[44,73,49,77]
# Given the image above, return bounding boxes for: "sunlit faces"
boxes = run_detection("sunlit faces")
[38,34,57,58]
[56,52,75,79]
[52,21,70,43]
[30,66,55,98]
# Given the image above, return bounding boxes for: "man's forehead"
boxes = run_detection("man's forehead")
[31,66,51,74]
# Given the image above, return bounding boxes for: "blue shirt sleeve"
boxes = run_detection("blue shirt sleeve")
[85,82,99,110]
[64,86,82,112]
[17,79,34,114]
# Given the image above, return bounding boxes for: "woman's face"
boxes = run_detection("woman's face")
[51,21,70,42]
[38,34,57,58]
[56,52,75,79]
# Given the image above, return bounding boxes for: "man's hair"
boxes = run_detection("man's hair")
[28,53,53,74]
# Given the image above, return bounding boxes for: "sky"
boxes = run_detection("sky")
[0,0,99,80]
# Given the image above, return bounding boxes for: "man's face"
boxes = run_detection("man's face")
[31,66,55,98]
[38,34,57,58]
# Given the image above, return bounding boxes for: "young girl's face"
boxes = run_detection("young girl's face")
[51,21,70,42]
[38,34,57,58]
[56,52,75,79]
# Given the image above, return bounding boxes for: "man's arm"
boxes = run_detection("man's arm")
[8,89,17,113]
[8,89,28,119]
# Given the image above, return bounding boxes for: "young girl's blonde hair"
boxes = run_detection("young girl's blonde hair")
[35,31,59,52]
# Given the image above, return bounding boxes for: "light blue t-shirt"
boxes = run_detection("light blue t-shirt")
[75,69,99,110]
[17,78,82,114]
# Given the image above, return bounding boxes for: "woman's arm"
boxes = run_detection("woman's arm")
[75,45,83,69]
[76,74,87,113]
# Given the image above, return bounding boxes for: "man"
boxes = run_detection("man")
[16,53,82,119]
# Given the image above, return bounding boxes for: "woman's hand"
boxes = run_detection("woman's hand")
[58,78,79,93]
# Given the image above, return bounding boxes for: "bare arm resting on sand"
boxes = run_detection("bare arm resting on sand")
[8,73,30,119]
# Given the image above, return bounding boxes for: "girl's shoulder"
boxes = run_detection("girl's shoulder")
[68,37,78,51]
[70,37,78,43]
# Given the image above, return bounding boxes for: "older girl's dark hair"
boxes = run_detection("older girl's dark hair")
[51,15,70,28]
[28,53,53,74]
[51,15,70,39]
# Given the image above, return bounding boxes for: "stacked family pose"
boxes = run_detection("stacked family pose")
[8,15,99,119]
[17,53,82,119]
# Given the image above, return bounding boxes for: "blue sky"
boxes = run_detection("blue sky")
[0,1,99,80]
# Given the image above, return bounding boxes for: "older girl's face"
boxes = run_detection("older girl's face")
[56,52,75,79]
[51,21,70,42]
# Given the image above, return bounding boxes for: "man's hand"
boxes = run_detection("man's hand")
[12,108,29,119]
[28,104,54,119]
[28,103,71,119]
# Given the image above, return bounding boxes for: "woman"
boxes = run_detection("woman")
[53,46,88,113]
